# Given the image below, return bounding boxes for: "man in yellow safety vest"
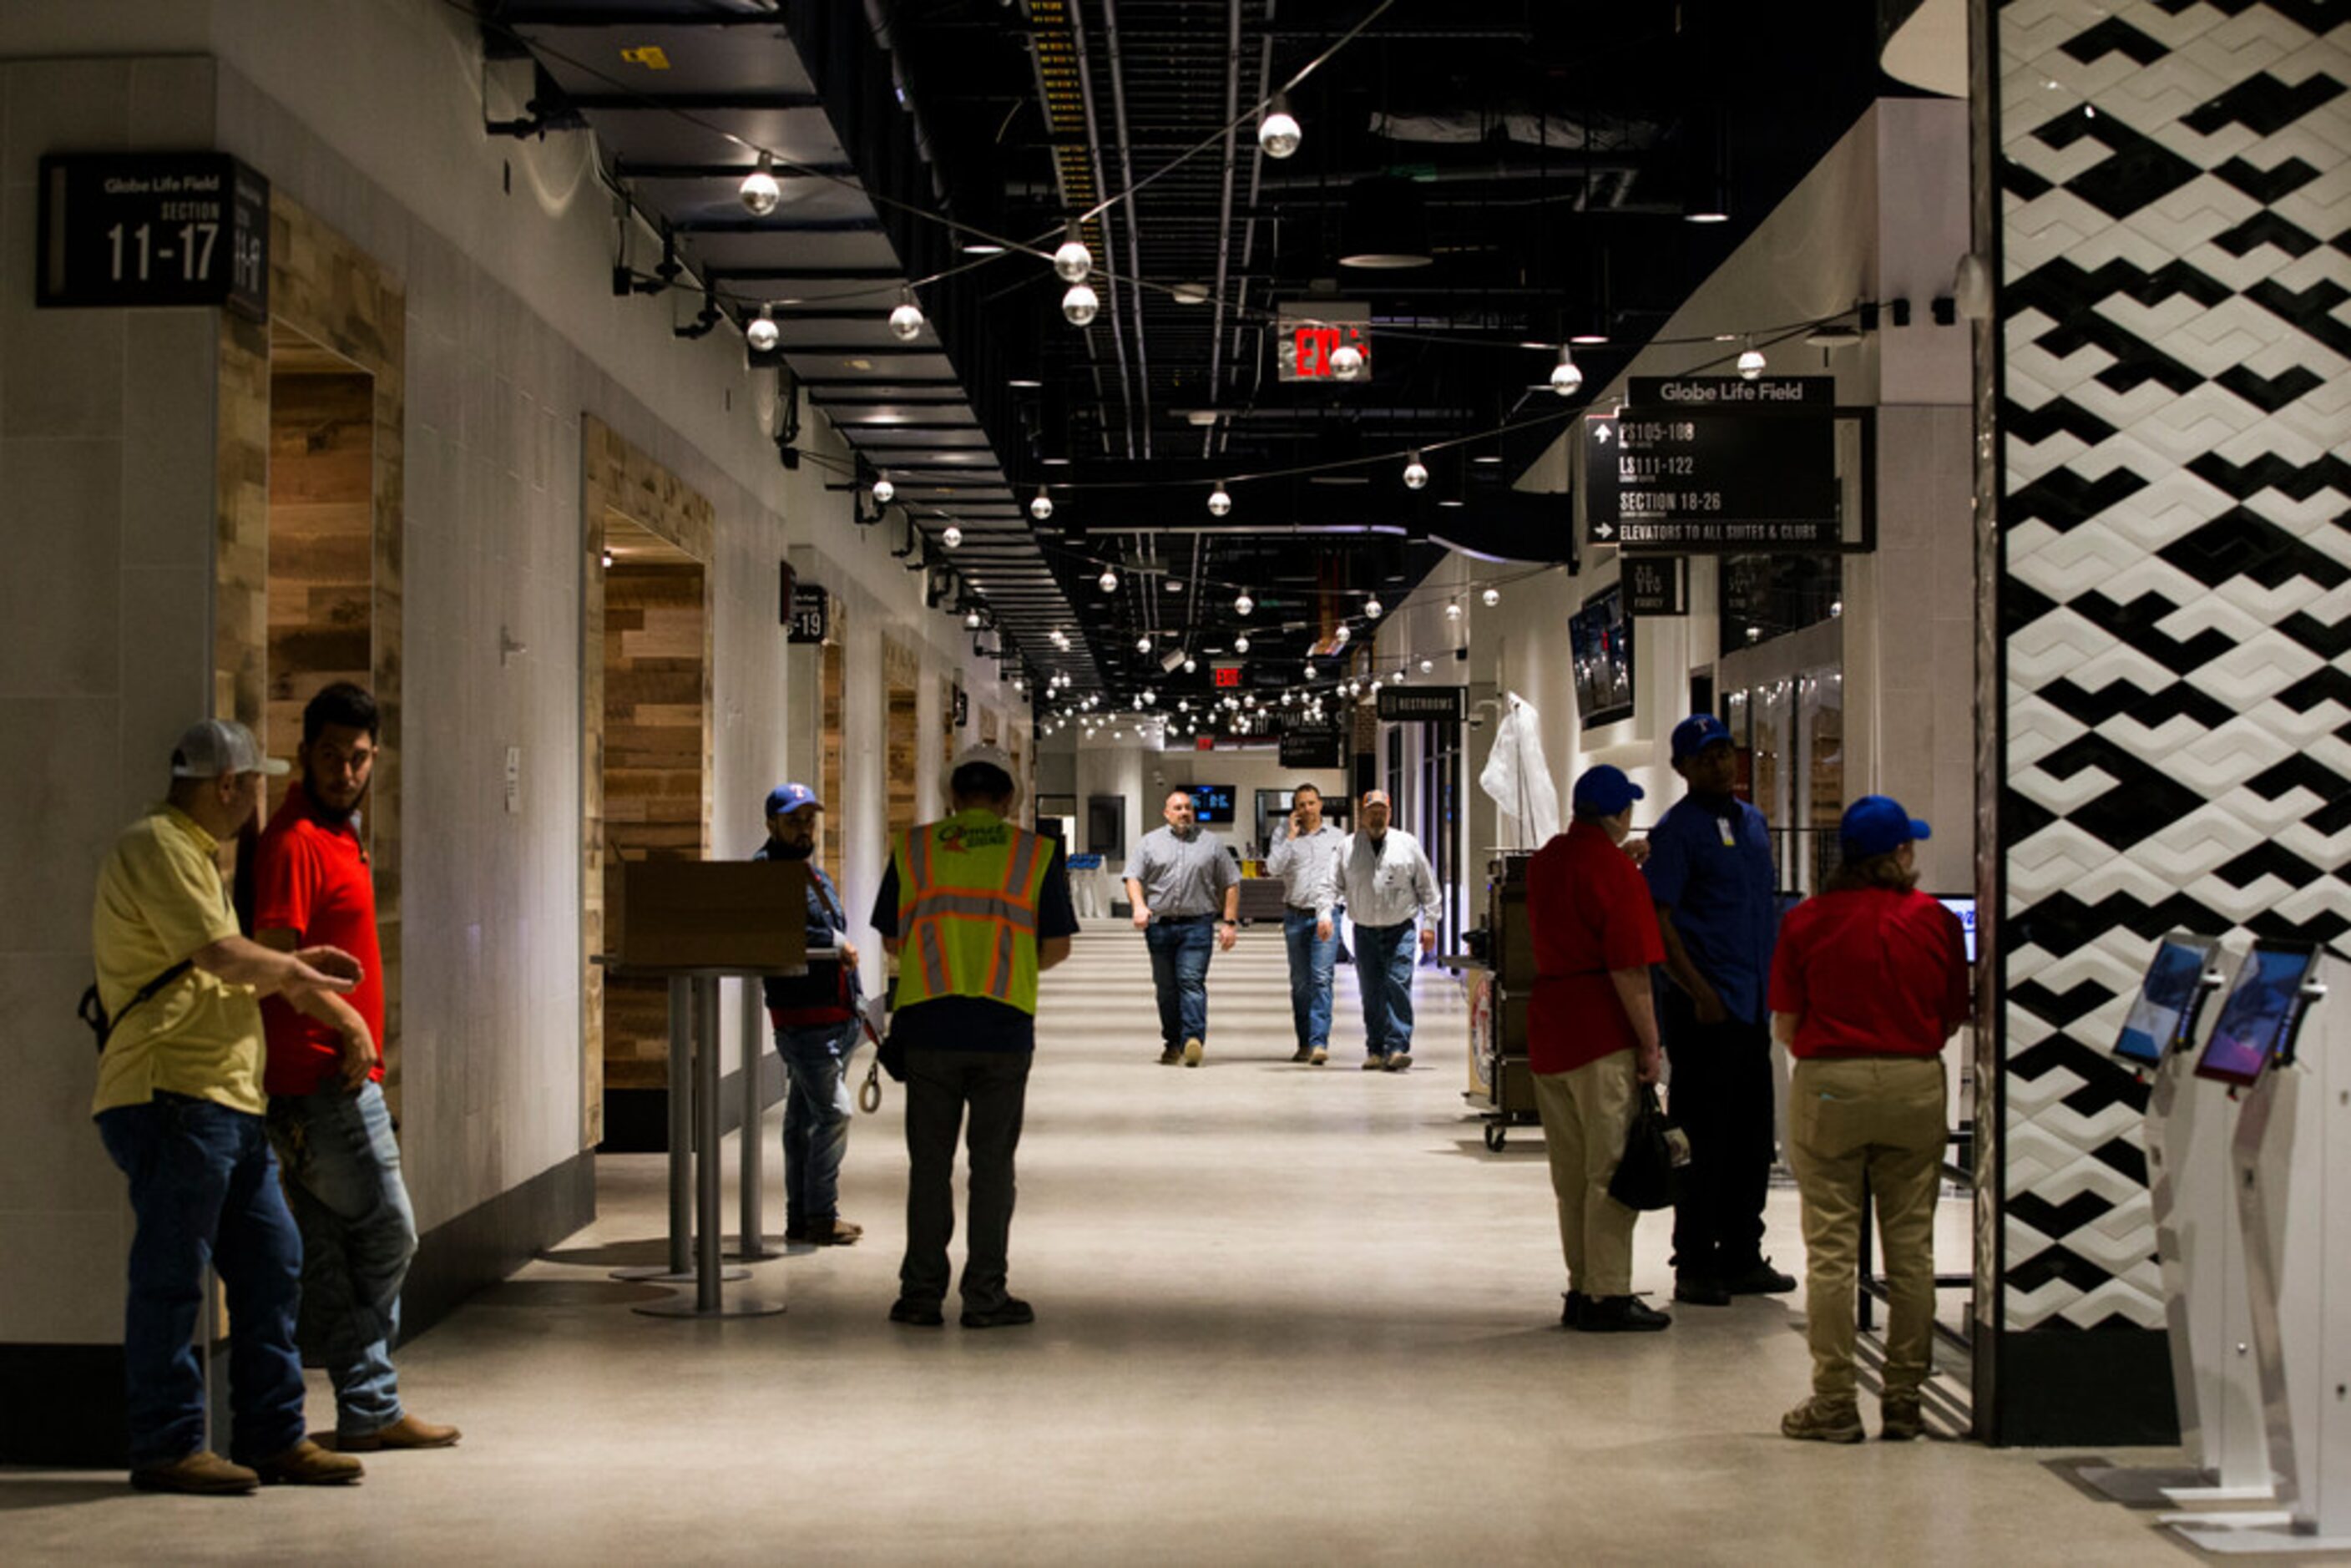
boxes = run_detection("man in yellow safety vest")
[871,744,1077,1328]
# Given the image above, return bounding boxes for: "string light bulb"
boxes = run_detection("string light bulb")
[1099,566,1120,594]
[870,476,894,506]
[1737,335,1767,380]
[1062,281,1100,326]
[1207,482,1231,517]
[1402,452,1428,490]
[1136,635,1152,654]
[1445,600,1462,620]
[1234,634,1250,654]
[965,609,983,630]
[1420,657,1433,673]
[1550,346,1583,397]
[1052,221,1093,284]
[1334,624,1351,645]
[1030,487,1054,522]
[941,524,962,549]
[888,287,924,341]
[1235,589,1254,616]
[1364,595,1383,619]
[746,303,780,352]
[1303,661,1316,680]
[1330,341,1364,380]
[1483,586,1501,607]
[1184,657,1198,674]
[1258,92,1302,159]
[739,154,781,217]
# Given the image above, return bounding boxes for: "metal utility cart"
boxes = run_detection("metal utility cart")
[1456,852,1540,1151]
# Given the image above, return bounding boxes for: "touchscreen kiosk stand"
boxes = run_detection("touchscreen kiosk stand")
[2176,953,2346,1554]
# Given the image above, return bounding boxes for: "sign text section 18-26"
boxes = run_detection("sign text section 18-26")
[1584,377,1839,552]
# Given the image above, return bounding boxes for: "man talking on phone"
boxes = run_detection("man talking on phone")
[1263,782,1347,1065]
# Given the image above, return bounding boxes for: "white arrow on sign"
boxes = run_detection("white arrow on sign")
[1594,521,1615,539]
[1595,422,1614,443]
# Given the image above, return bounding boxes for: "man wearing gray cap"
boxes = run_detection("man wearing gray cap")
[90,719,372,1495]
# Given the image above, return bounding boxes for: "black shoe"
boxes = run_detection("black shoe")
[1572,1295,1671,1333]
[1673,1274,1732,1307]
[1560,1289,1588,1328]
[1291,1044,1315,1063]
[1722,1259,1798,1295]
[888,1298,945,1327]
[960,1297,1034,1329]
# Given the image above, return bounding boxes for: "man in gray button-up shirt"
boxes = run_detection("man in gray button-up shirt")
[1322,790,1442,1071]
[1264,782,1347,1065]
[1124,789,1240,1067]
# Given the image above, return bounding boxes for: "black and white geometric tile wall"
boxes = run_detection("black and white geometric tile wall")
[1999,0,2349,1333]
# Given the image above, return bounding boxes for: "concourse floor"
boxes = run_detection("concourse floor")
[3,924,2233,1564]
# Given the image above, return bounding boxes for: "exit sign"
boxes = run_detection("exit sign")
[1196,735,1216,750]
[1212,664,1242,688]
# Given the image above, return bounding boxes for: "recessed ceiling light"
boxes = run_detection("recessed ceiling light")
[1472,453,1503,465]
[1570,332,1608,345]
[1009,377,1043,388]
[1438,498,1465,508]
[962,241,1007,255]
[1042,456,1071,466]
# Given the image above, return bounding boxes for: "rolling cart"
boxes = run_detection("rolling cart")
[1459,852,1540,1151]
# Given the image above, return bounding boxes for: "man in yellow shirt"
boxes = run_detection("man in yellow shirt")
[90,719,371,1495]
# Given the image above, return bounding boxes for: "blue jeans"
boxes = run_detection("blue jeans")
[1282,909,1337,1050]
[1353,920,1419,1058]
[1144,917,1216,1048]
[775,1019,858,1228]
[267,1081,417,1439]
[96,1094,307,1468]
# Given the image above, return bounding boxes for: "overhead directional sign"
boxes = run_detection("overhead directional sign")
[1376,685,1465,722]
[1584,377,1840,552]
[1622,555,1689,616]
[38,152,270,321]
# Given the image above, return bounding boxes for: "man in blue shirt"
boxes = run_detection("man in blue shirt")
[755,783,864,1247]
[1643,716,1797,1308]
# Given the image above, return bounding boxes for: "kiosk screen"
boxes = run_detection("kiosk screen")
[2114,935,2218,1067]
[2192,942,2318,1088]
[1934,896,1977,964]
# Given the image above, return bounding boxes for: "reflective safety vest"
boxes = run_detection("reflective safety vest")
[892,809,1052,1015]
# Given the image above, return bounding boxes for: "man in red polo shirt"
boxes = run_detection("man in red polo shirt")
[255,683,458,1454]
[1524,764,1670,1333]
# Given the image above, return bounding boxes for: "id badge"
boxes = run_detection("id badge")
[1716,817,1737,847]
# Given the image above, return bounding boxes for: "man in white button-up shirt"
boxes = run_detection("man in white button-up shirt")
[1264,782,1347,1065]
[1320,790,1442,1071]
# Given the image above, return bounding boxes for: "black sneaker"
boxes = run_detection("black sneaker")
[1560,1290,1588,1328]
[1673,1274,1732,1307]
[1722,1259,1798,1295]
[1572,1295,1671,1333]
[960,1297,1035,1329]
[888,1298,945,1327]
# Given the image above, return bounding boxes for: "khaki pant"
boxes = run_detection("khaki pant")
[1787,1055,1947,1409]
[1531,1052,1641,1298]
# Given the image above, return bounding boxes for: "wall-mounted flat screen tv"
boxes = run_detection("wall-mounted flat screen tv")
[1191,783,1236,825]
[1571,585,1634,729]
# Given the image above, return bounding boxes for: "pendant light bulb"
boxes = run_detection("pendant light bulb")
[1737,336,1767,380]
[1335,623,1352,645]
[1367,597,1385,620]
[1136,635,1152,654]
[1207,483,1232,518]
[1235,634,1250,654]
[1235,589,1254,616]
[1303,662,1316,680]
[1550,346,1584,397]
[1402,453,1428,490]
[739,154,781,217]
[870,476,894,506]
[1445,599,1463,621]
[941,524,962,549]
[1052,221,1093,285]
[1483,586,1501,608]
[746,303,780,352]
[1029,487,1054,522]
[1184,657,1198,674]
[1099,567,1120,594]
[1330,341,1365,380]
[1257,93,1302,159]
[887,288,924,341]
[965,609,983,630]
[1420,657,1433,673]
[1062,281,1100,326]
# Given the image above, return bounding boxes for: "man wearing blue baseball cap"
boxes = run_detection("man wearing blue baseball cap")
[1524,765,1671,1332]
[754,783,865,1247]
[1643,715,1796,1307]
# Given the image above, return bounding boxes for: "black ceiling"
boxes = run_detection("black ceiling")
[479,0,1894,714]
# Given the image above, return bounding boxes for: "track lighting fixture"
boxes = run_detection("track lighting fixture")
[740,154,781,217]
[1052,221,1092,284]
[1550,346,1583,397]
[746,304,780,352]
[1258,93,1301,159]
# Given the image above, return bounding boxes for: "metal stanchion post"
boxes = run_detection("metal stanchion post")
[733,974,782,1259]
[638,970,783,1318]
[616,972,747,1287]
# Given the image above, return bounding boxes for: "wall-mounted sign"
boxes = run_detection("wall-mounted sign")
[786,581,828,644]
[1622,555,1690,616]
[37,153,269,321]
[1376,685,1465,722]
[1584,377,1838,552]
[1211,662,1243,688]
[1274,301,1373,382]
[1279,716,1343,769]
[1196,735,1216,751]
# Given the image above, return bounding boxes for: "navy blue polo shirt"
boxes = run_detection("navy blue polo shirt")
[1643,793,1778,1024]
[870,836,1078,1053]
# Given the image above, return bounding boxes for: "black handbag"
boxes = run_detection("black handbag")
[1608,1082,1691,1211]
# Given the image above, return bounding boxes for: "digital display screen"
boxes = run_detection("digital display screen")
[2192,943,2317,1087]
[2114,936,2217,1067]
[1191,783,1236,825]
[1570,585,1633,729]
[1935,897,1977,965]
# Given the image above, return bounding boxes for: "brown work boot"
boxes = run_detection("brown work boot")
[802,1217,863,1247]
[1880,1395,1924,1442]
[248,1439,365,1485]
[129,1449,258,1495]
[340,1414,461,1452]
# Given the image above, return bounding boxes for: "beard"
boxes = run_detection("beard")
[303,769,367,823]
[772,837,816,861]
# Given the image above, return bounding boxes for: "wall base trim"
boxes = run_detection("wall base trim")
[1980,1327,2179,1448]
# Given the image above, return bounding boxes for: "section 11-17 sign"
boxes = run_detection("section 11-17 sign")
[1583,377,1841,552]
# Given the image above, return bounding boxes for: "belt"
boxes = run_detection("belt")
[1156,912,1214,923]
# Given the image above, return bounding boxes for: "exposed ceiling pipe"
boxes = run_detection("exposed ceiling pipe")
[860,0,947,202]
[1100,0,1153,458]
[1066,1,1139,461]
[1201,0,1245,460]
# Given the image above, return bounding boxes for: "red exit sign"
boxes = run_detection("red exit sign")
[1196,735,1216,750]
[1212,665,1242,688]
[1290,326,1370,380]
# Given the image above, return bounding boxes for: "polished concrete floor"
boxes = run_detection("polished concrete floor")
[0,925,2281,1563]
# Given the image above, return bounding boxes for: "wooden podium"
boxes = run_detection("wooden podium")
[607,859,806,1318]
